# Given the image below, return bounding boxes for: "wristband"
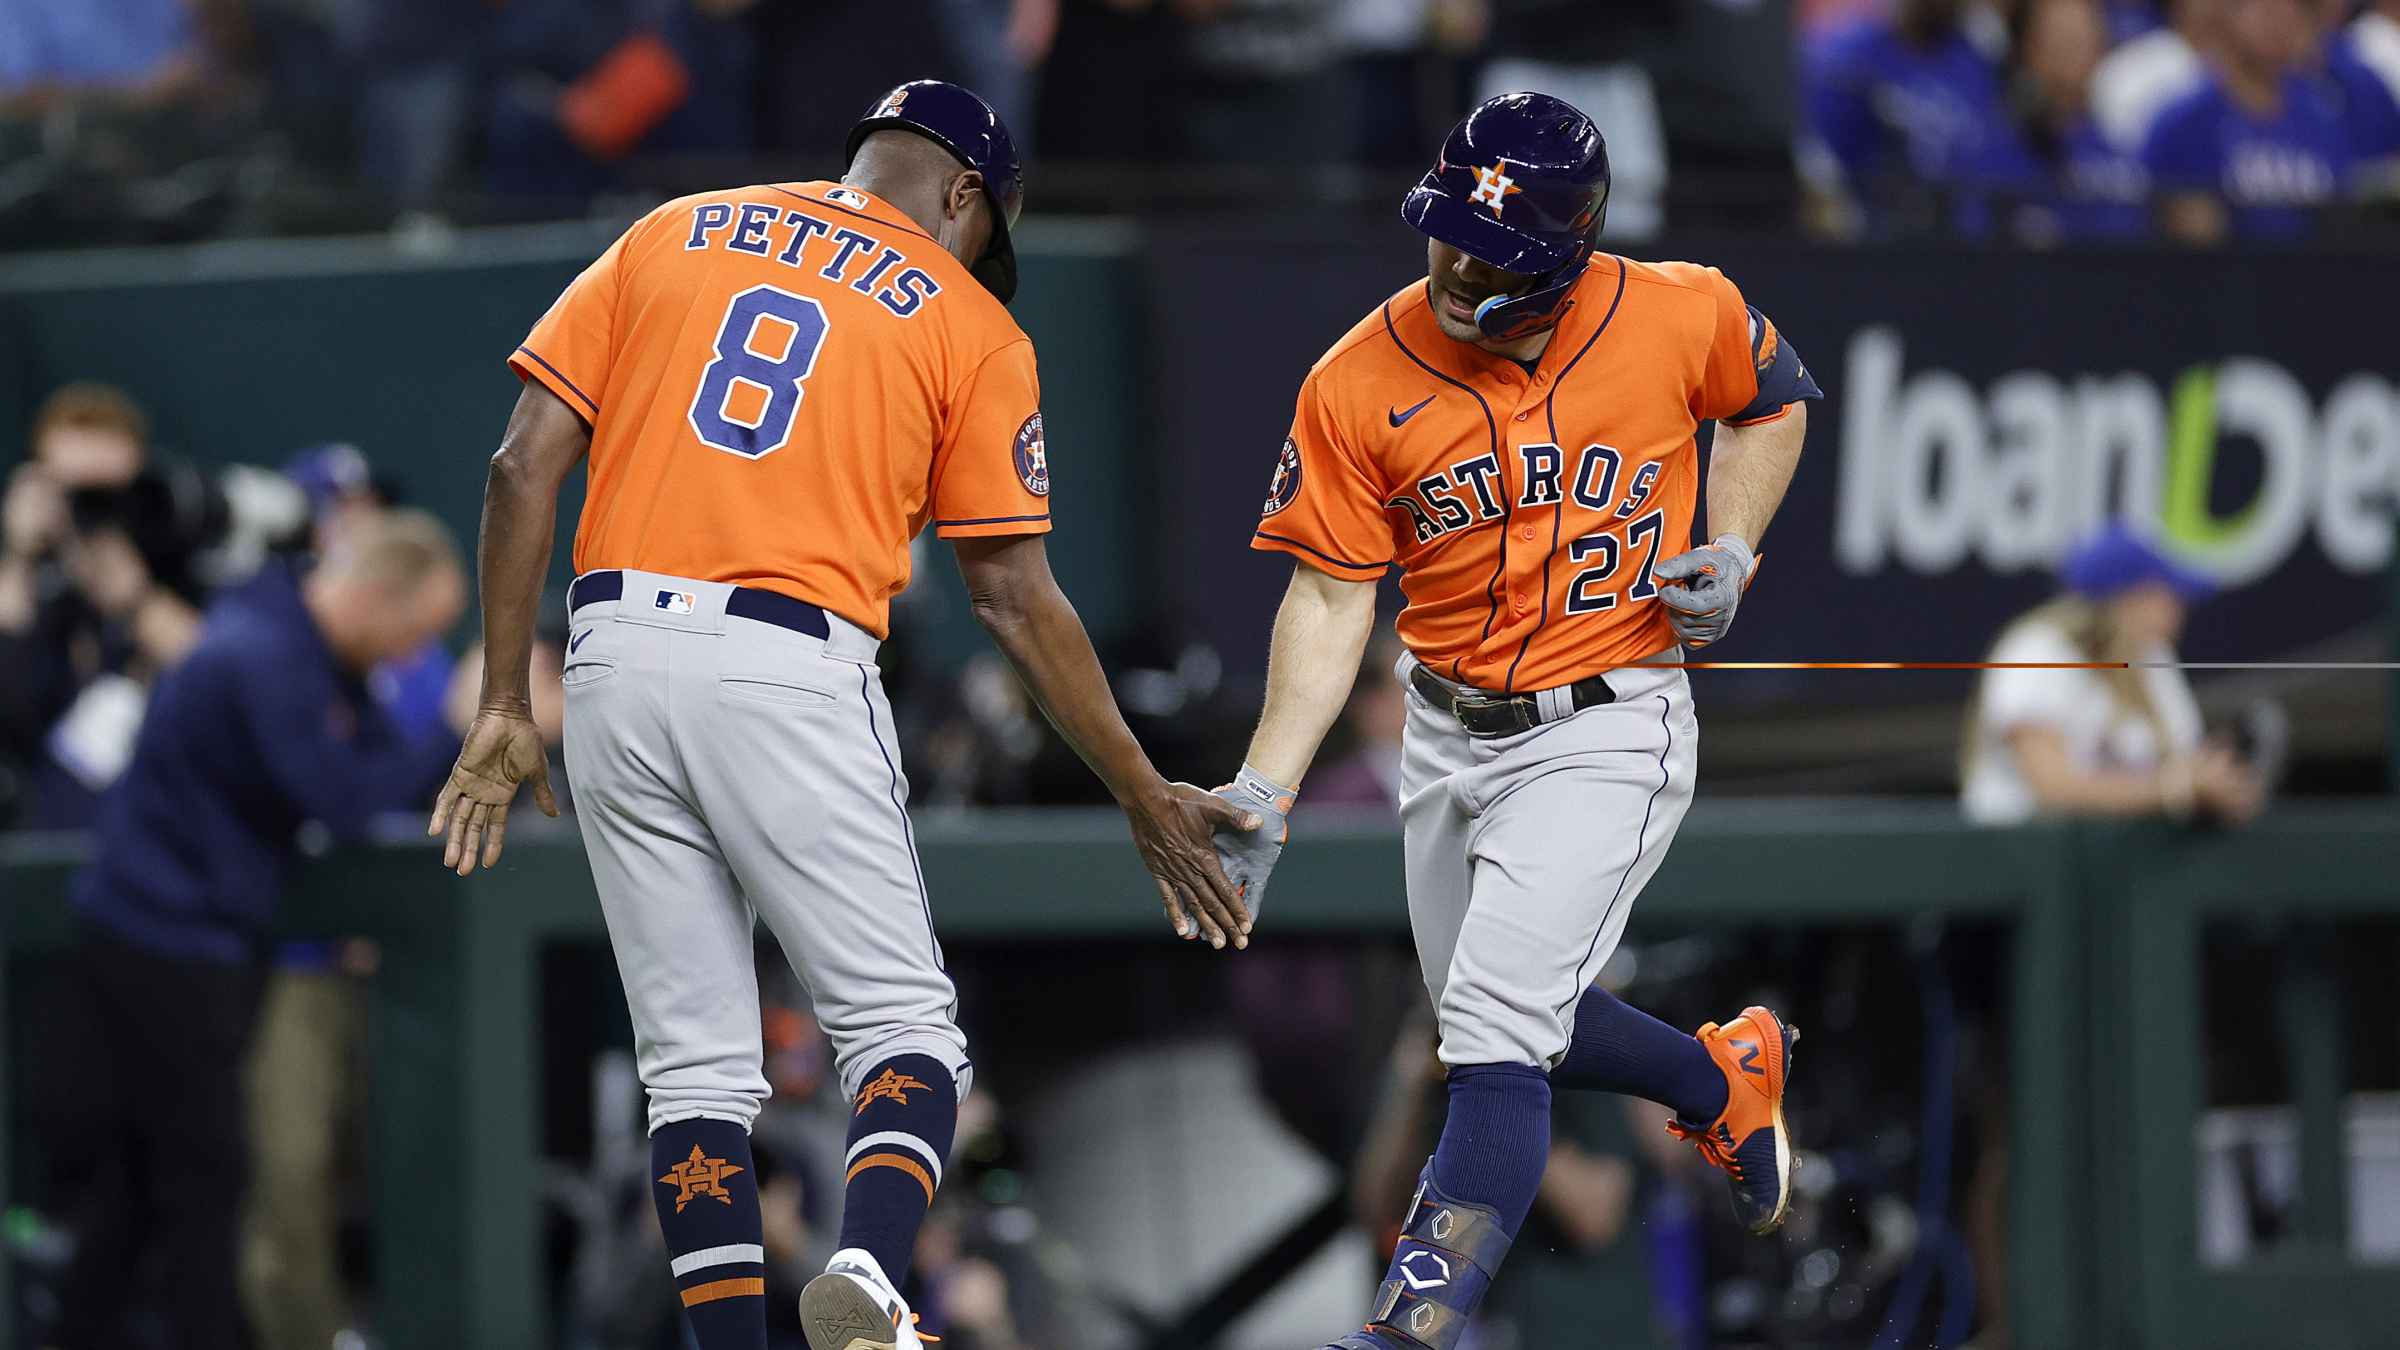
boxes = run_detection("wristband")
[1231,763,1298,816]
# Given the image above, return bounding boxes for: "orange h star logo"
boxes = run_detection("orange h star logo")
[657,1145,745,1214]
[1469,162,1522,217]
[854,1067,932,1116]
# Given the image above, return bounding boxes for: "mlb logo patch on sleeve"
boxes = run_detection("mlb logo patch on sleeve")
[655,590,697,615]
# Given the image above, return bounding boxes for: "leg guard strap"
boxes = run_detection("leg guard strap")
[1361,1164,1515,1350]
[1369,1282,1466,1350]
[1398,1162,1514,1273]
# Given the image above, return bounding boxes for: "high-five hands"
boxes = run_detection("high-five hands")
[1210,764,1294,926]
[1123,780,1257,949]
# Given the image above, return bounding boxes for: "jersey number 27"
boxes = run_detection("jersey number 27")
[687,285,829,458]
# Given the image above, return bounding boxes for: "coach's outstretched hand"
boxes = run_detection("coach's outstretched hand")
[1655,533,1758,650]
[430,707,559,876]
[1125,781,1258,951]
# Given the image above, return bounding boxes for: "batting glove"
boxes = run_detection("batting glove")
[1654,533,1759,649]
[1211,764,1294,921]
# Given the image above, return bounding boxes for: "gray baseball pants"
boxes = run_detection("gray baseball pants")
[1396,652,1699,1070]
[561,570,970,1133]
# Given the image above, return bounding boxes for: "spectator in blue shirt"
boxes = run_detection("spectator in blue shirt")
[1803,0,2030,235]
[43,509,465,1350]
[2010,0,2152,241]
[2143,0,2352,241]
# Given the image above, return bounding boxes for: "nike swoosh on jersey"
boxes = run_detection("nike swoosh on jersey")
[1388,396,1436,427]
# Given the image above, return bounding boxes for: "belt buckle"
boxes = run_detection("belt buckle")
[1451,687,1529,738]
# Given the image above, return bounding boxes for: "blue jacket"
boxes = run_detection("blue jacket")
[72,561,457,962]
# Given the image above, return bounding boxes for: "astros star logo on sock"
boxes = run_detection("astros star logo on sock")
[854,1067,932,1115]
[657,1144,744,1213]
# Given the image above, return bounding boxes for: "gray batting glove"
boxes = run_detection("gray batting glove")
[1212,764,1294,922]
[1654,532,1758,649]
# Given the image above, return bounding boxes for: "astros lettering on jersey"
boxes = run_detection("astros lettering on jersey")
[511,180,1052,637]
[1253,256,1792,691]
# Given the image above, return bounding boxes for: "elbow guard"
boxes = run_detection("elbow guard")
[1725,306,1822,425]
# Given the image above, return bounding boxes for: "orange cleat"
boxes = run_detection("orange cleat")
[1665,1005,1798,1234]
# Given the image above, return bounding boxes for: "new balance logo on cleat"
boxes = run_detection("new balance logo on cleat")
[1669,1007,1798,1234]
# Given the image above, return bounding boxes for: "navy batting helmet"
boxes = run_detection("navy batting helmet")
[1402,93,1610,342]
[846,80,1024,303]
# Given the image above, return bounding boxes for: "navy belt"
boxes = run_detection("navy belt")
[568,570,831,641]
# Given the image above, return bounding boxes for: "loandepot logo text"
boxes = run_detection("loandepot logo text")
[1834,327,2398,584]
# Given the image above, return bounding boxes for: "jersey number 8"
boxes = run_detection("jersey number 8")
[687,285,830,458]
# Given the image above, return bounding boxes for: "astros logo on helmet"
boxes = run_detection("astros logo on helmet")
[1468,162,1522,216]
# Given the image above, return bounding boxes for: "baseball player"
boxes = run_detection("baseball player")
[426,81,1255,1350]
[1208,94,1822,1350]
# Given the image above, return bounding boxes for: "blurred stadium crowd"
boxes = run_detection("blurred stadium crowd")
[2,0,2398,246]
[0,383,552,831]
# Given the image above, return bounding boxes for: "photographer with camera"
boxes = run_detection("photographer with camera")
[0,383,214,825]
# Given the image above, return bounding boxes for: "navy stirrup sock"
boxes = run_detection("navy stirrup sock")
[1554,983,1729,1122]
[650,1117,768,1349]
[836,1053,959,1284]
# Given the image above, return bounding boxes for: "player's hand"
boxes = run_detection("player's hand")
[1122,779,1256,950]
[428,705,560,875]
[1654,533,1758,649]
[1210,764,1293,924]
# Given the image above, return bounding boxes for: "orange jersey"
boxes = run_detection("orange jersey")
[1252,254,1789,691]
[510,181,1051,637]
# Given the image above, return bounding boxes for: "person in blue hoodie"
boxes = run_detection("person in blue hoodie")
[43,508,465,1350]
